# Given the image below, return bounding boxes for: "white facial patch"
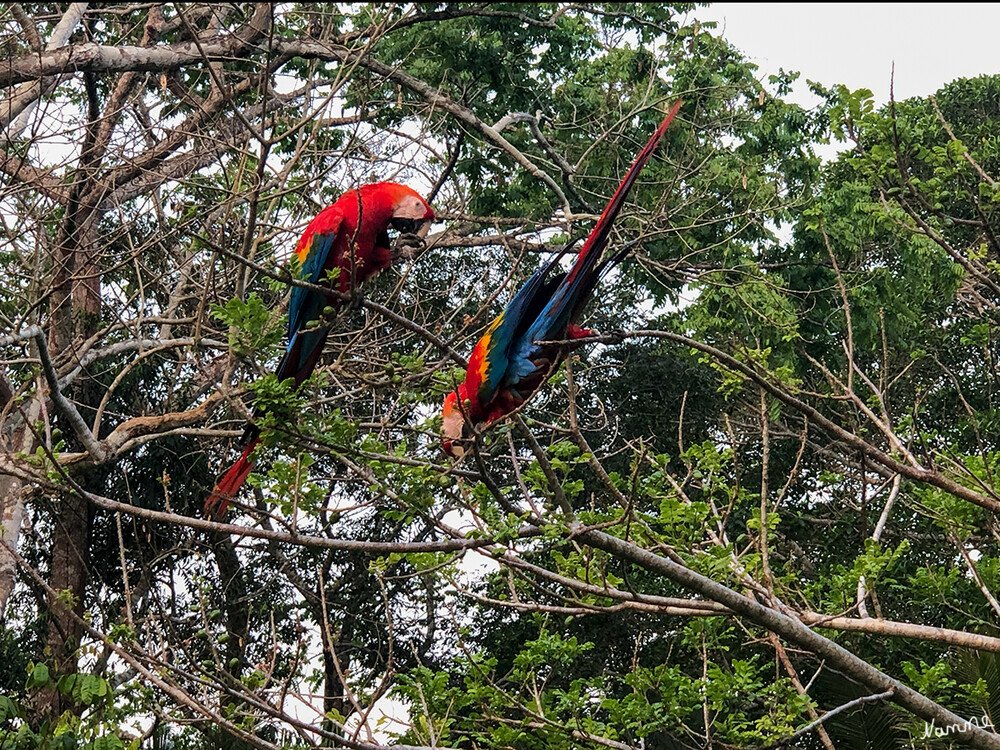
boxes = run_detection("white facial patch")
[393,195,429,221]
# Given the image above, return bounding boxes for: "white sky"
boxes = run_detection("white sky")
[697,3,1000,108]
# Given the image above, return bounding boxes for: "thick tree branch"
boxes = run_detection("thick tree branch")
[0,149,69,201]
[497,550,1000,653]
[0,5,270,88]
[0,2,88,137]
[17,326,106,462]
[578,525,1000,749]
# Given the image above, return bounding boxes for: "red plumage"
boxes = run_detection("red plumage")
[206,182,434,516]
[441,103,681,456]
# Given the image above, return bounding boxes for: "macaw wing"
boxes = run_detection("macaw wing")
[287,218,344,341]
[274,217,346,382]
[473,253,566,405]
[505,261,589,382]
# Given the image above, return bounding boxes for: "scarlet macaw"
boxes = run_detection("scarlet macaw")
[441,102,681,457]
[206,182,435,515]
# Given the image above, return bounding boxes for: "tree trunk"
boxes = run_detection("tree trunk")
[41,490,92,716]
[0,393,40,617]
[42,172,102,713]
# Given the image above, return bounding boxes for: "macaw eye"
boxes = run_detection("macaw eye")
[390,217,418,234]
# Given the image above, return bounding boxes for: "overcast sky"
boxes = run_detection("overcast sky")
[695,3,1000,108]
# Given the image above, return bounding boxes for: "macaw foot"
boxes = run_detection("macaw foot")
[578,326,625,344]
[606,328,627,344]
[401,233,427,250]
[349,290,366,311]
[392,234,427,262]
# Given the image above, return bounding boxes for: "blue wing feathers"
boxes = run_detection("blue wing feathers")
[479,254,564,400]
[278,224,342,384]
[287,231,338,341]
[503,107,678,385]
[505,267,592,383]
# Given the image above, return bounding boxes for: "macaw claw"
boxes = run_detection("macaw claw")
[607,328,627,344]
[392,233,427,261]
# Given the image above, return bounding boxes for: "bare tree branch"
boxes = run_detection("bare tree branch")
[0,2,88,137]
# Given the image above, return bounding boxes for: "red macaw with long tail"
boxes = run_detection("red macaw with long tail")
[441,102,681,457]
[207,182,434,515]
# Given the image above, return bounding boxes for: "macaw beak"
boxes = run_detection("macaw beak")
[442,439,466,459]
[392,218,432,260]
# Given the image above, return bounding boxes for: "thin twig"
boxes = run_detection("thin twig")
[759,689,894,749]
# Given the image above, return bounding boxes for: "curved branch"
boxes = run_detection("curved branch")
[59,391,226,470]
[20,325,106,462]
[75,488,540,555]
[494,110,594,212]
[763,689,895,749]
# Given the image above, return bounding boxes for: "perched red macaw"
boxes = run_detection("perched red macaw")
[207,182,435,515]
[441,102,681,457]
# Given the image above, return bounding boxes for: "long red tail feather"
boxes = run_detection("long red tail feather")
[204,437,261,517]
[565,100,682,286]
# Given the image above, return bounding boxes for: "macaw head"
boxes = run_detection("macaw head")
[382,183,435,249]
[441,385,474,458]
